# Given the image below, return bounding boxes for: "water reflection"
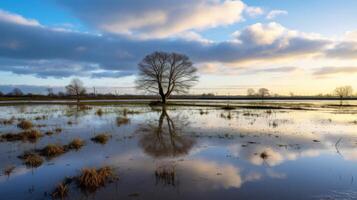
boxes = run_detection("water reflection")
[1,105,357,199]
[138,106,195,158]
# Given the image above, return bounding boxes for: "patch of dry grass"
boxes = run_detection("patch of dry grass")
[55,128,62,133]
[51,182,69,199]
[91,133,110,144]
[0,129,43,142]
[17,120,33,130]
[40,144,65,158]
[95,109,103,116]
[116,117,130,126]
[67,138,85,150]
[18,152,43,168]
[3,165,15,176]
[76,166,116,192]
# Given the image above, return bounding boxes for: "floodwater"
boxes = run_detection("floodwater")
[0,104,357,200]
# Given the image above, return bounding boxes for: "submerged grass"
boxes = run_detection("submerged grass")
[18,152,44,168]
[67,138,85,150]
[95,108,104,116]
[77,166,116,192]
[3,165,15,176]
[0,129,43,142]
[51,182,69,199]
[116,116,130,126]
[91,134,110,144]
[40,144,65,158]
[17,120,33,130]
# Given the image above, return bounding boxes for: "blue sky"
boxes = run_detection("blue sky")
[0,0,357,95]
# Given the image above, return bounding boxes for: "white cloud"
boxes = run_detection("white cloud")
[245,6,264,17]
[58,0,245,39]
[266,9,288,20]
[234,22,288,45]
[0,9,40,26]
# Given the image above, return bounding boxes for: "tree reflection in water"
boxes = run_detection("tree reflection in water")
[138,106,195,186]
[138,106,195,158]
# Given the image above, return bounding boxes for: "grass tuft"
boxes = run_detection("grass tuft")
[17,120,33,130]
[40,144,65,158]
[0,129,43,142]
[67,138,85,150]
[116,117,130,126]
[95,109,103,116]
[91,134,110,144]
[3,165,15,176]
[51,182,69,199]
[77,166,116,192]
[18,152,43,168]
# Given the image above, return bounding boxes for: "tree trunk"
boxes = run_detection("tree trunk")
[161,94,166,104]
[77,95,80,104]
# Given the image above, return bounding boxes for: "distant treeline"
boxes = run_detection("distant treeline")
[1,87,357,101]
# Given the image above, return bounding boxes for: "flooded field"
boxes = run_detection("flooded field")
[1,104,357,200]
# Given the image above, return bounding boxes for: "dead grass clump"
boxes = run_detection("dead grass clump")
[3,165,15,176]
[79,104,92,111]
[17,120,33,130]
[0,133,23,141]
[45,131,54,136]
[77,166,116,192]
[116,117,130,126]
[40,144,65,158]
[19,152,43,168]
[55,128,62,133]
[1,130,43,142]
[96,109,103,116]
[22,129,43,141]
[91,134,110,144]
[51,182,69,199]
[67,138,85,150]
[34,115,46,120]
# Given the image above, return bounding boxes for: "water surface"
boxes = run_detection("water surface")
[0,104,357,200]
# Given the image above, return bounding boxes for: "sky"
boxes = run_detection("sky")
[0,0,357,95]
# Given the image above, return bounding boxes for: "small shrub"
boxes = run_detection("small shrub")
[40,144,65,158]
[91,134,110,144]
[67,138,85,150]
[116,117,130,126]
[17,120,33,130]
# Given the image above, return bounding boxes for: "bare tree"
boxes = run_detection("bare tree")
[47,88,54,96]
[65,78,86,103]
[136,52,198,104]
[247,88,255,96]
[258,88,270,99]
[334,85,353,105]
[11,88,23,96]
